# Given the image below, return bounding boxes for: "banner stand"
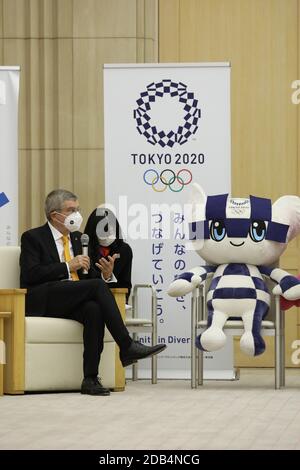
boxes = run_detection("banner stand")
[104,63,234,380]
[0,66,20,246]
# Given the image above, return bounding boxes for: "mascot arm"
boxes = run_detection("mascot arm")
[167,265,216,297]
[259,266,300,301]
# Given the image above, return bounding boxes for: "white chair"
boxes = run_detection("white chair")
[125,284,158,384]
[191,283,285,390]
[0,246,126,393]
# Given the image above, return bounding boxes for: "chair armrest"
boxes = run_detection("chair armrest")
[109,288,128,391]
[0,289,27,295]
[110,288,128,322]
[0,289,26,394]
[0,312,12,318]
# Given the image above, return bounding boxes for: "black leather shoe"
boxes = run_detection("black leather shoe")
[81,377,110,396]
[120,341,167,367]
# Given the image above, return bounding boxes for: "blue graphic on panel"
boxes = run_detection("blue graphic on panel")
[0,192,9,208]
[133,80,201,148]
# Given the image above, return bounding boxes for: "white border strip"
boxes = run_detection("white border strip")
[0,66,21,71]
[104,62,230,69]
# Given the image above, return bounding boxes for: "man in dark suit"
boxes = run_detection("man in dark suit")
[20,189,166,396]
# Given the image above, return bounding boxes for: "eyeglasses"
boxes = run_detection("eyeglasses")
[57,207,81,215]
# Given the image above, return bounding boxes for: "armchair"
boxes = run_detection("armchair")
[0,246,126,393]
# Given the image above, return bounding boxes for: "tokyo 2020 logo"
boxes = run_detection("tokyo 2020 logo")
[133,80,201,148]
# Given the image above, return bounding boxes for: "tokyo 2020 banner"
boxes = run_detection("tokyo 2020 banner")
[104,63,231,378]
[0,66,20,246]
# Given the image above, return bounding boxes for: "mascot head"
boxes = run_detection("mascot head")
[189,184,300,266]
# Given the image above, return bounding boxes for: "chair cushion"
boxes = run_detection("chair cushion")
[25,317,113,343]
[0,246,20,288]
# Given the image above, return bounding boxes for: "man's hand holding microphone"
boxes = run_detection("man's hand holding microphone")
[67,254,90,274]
[67,232,118,281]
[67,234,90,275]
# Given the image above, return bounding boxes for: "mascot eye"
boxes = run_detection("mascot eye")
[249,220,266,242]
[210,220,226,242]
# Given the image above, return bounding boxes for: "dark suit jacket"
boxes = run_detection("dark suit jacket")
[20,223,99,316]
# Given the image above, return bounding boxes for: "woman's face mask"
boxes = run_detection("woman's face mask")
[96,215,117,246]
[98,237,116,247]
[98,227,116,247]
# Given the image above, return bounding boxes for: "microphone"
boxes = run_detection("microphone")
[80,233,89,274]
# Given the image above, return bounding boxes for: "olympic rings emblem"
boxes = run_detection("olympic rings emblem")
[143,169,193,192]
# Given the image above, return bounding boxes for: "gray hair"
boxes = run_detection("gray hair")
[45,189,78,220]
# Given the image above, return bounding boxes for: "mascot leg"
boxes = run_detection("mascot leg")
[196,308,229,351]
[240,301,268,356]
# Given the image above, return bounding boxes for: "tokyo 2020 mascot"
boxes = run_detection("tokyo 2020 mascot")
[168,184,300,356]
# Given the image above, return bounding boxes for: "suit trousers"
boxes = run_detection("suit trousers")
[44,278,132,377]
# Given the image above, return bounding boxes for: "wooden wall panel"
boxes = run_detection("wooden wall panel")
[159,0,180,62]
[3,38,73,149]
[19,150,44,227]
[19,149,75,229]
[74,149,104,221]
[159,0,300,368]
[0,1,3,39]
[160,0,298,200]
[136,0,158,60]
[73,38,137,149]
[3,0,73,38]
[0,0,158,236]
[73,0,137,38]
[143,39,158,62]
[144,0,159,41]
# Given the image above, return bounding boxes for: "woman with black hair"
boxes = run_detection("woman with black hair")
[84,207,133,302]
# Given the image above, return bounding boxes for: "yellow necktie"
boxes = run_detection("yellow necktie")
[62,235,79,281]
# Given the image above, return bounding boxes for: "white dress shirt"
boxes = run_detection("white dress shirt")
[48,222,73,280]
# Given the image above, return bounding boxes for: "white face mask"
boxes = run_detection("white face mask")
[64,212,83,232]
[98,225,116,246]
[98,236,116,247]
